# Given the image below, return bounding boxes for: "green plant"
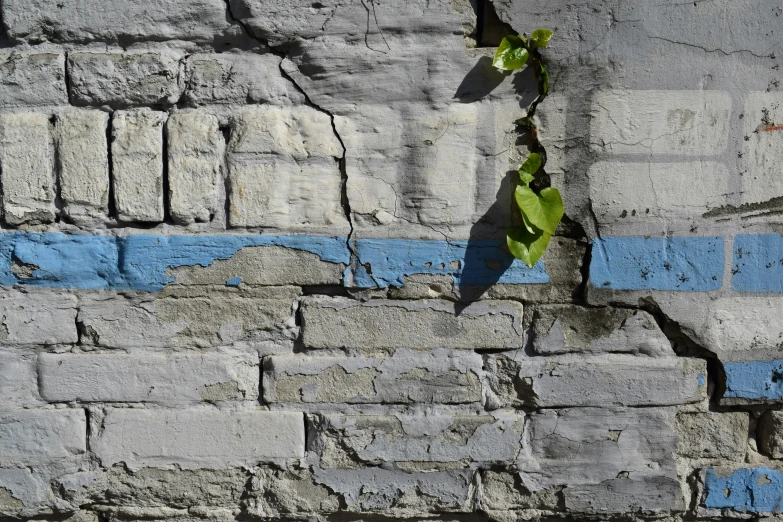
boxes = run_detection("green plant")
[493,29,563,268]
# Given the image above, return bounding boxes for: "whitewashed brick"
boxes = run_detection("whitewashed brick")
[0,51,67,108]
[39,352,259,403]
[264,349,483,405]
[94,409,304,468]
[300,297,525,351]
[227,106,347,232]
[0,292,78,345]
[77,287,297,349]
[0,352,38,406]
[0,112,56,225]
[590,90,731,155]
[55,109,109,221]
[588,161,734,224]
[0,409,86,462]
[68,52,182,107]
[741,92,783,205]
[111,109,165,222]
[167,110,223,225]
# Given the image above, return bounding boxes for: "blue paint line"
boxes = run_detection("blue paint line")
[723,360,783,401]
[705,467,783,512]
[698,373,706,387]
[589,236,723,291]
[225,277,242,287]
[1,232,349,291]
[352,238,549,288]
[732,234,783,293]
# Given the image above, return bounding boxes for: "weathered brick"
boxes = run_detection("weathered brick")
[0,112,56,225]
[0,467,53,517]
[677,412,748,460]
[167,110,223,225]
[93,409,304,468]
[741,92,783,205]
[0,292,78,345]
[55,109,110,221]
[758,411,783,459]
[39,352,258,403]
[590,90,731,155]
[0,410,86,462]
[1,0,231,43]
[315,413,524,468]
[77,287,297,349]
[245,468,339,518]
[0,352,39,406]
[183,53,304,106]
[227,106,347,232]
[0,51,67,108]
[68,52,182,108]
[264,349,483,405]
[300,297,525,351]
[111,109,166,222]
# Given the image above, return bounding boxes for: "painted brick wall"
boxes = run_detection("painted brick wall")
[0,0,780,520]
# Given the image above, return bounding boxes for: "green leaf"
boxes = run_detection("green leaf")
[520,208,536,233]
[514,185,564,235]
[507,226,551,268]
[515,116,534,128]
[531,28,553,48]
[538,62,549,94]
[519,153,542,177]
[493,35,529,70]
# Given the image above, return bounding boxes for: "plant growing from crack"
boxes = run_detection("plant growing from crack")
[493,29,564,268]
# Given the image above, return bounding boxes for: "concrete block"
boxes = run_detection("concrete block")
[0,467,53,518]
[93,408,304,469]
[68,52,182,107]
[167,110,223,225]
[741,92,783,205]
[759,411,783,459]
[300,297,525,351]
[77,287,298,349]
[245,467,339,517]
[183,53,304,106]
[316,412,524,468]
[264,349,483,405]
[0,112,56,225]
[0,292,78,345]
[39,352,259,403]
[0,409,86,462]
[677,412,748,460]
[55,109,109,221]
[0,352,38,406]
[111,109,166,222]
[0,51,67,108]
[1,0,231,43]
[590,90,731,155]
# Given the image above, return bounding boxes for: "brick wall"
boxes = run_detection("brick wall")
[0,0,780,520]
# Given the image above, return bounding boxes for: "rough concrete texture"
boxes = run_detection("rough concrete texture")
[0,0,777,520]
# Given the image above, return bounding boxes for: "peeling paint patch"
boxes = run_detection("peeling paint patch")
[589,236,724,291]
[0,232,349,290]
[705,467,783,511]
[723,360,783,401]
[351,238,549,288]
[732,234,783,293]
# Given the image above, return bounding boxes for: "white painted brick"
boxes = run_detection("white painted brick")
[590,90,731,155]
[111,109,165,222]
[300,297,525,351]
[68,52,182,107]
[94,409,304,469]
[588,160,734,224]
[0,409,85,462]
[0,51,67,108]
[0,352,39,406]
[77,287,297,349]
[39,352,258,403]
[167,110,223,225]
[741,92,783,205]
[0,292,78,345]
[55,109,109,221]
[0,112,56,225]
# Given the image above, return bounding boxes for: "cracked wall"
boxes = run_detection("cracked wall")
[0,0,780,521]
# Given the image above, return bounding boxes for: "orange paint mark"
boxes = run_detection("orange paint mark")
[762,124,783,132]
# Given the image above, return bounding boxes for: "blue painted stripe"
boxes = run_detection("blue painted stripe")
[352,238,549,288]
[705,467,783,512]
[0,232,349,291]
[732,234,783,293]
[723,360,783,401]
[589,236,723,291]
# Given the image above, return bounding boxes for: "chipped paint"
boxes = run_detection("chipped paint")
[705,467,783,511]
[732,234,783,293]
[723,360,783,401]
